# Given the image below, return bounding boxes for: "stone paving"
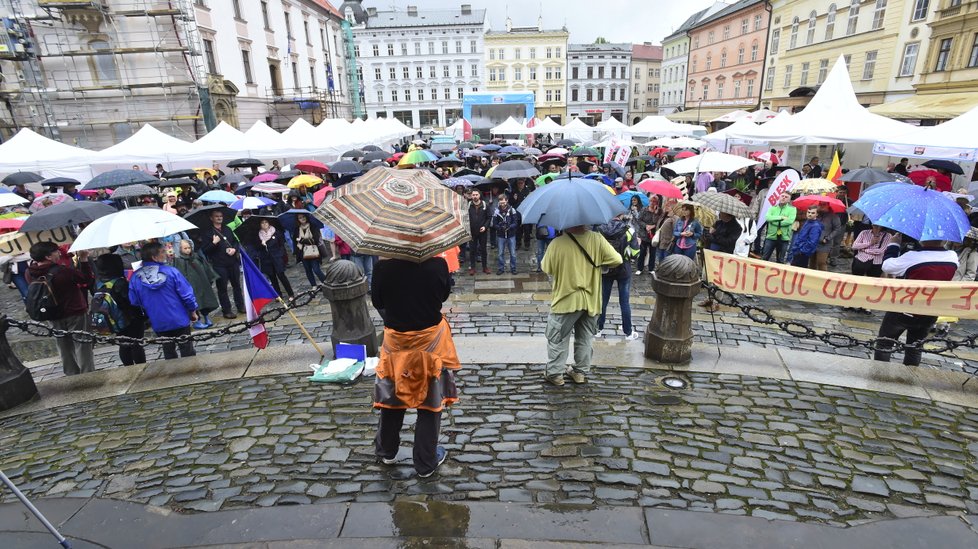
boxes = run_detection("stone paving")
[2,364,977,525]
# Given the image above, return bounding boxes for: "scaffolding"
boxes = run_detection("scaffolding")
[0,0,209,147]
[341,20,363,119]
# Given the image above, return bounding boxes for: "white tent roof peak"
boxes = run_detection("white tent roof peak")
[94,124,195,163]
[874,104,978,161]
[491,116,528,134]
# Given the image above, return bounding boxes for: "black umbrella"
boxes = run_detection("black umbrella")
[40,177,81,187]
[86,169,160,190]
[922,159,965,175]
[157,177,196,188]
[569,147,600,158]
[556,138,581,147]
[234,215,285,246]
[330,160,364,175]
[227,158,264,168]
[110,184,157,200]
[2,171,44,186]
[457,142,475,149]
[362,160,386,171]
[341,149,364,158]
[183,204,237,229]
[454,168,482,178]
[162,168,198,179]
[839,167,911,185]
[465,149,488,158]
[20,200,116,232]
[363,150,389,162]
[436,155,464,166]
[491,160,540,180]
[274,169,301,183]
[475,178,508,191]
[361,145,383,152]
[218,173,250,186]
[480,144,502,152]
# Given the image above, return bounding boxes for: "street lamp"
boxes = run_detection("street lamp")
[696,95,706,125]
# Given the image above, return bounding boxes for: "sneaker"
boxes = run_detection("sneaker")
[192,321,207,330]
[544,374,565,386]
[417,446,448,478]
[624,331,640,341]
[222,312,236,319]
[567,370,587,384]
[635,270,643,275]
[593,331,603,339]
[379,455,398,465]
[497,269,504,275]
[511,270,517,275]
[468,268,475,276]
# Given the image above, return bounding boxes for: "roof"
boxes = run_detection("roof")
[308,0,342,19]
[690,0,765,30]
[632,43,663,60]
[364,8,486,29]
[486,27,568,35]
[663,7,712,41]
[568,43,632,53]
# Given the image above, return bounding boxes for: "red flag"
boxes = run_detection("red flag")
[462,118,472,141]
[240,251,278,349]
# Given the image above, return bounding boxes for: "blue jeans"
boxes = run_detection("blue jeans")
[598,275,632,334]
[536,239,551,271]
[11,269,28,301]
[675,245,696,259]
[762,239,788,263]
[351,253,374,287]
[302,258,326,286]
[656,247,670,265]
[497,236,517,272]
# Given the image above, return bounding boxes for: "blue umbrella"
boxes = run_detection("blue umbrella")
[852,184,971,243]
[584,173,615,187]
[499,145,524,155]
[198,190,237,204]
[278,208,323,234]
[230,196,276,211]
[442,177,474,188]
[517,174,626,230]
[618,190,649,208]
[465,149,488,157]
[480,144,502,152]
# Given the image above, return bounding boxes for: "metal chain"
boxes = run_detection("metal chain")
[4,285,326,347]
[703,283,978,359]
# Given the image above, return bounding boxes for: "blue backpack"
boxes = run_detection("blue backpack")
[89,279,128,335]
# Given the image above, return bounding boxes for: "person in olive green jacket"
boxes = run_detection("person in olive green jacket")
[762,193,797,263]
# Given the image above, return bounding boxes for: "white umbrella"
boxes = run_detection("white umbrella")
[646,136,707,148]
[0,192,29,208]
[661,152,761,174]
[69,207,197,252]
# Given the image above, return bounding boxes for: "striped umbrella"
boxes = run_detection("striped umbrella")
[313,167,471,262]
[397,149,437,166]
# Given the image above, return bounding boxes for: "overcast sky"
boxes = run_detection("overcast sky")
[359,1,724,45]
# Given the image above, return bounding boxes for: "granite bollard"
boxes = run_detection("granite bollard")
[645,254,701,363]
[321,259,378,357]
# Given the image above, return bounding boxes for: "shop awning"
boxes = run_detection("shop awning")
[868,92,978,120]
[667,107,743,124]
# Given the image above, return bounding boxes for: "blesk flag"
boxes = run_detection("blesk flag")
[240,251,278,349]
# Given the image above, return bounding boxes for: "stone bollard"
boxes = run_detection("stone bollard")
[645,254,702,364]
[321,259,378,357]
[0,316,38,411]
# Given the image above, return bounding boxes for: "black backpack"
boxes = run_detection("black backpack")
[602,227,631,279]
[26,266,63,321]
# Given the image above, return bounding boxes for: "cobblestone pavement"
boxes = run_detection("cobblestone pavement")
[6,247,978,381]
[1,365,977,524]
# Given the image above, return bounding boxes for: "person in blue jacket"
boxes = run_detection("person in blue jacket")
[129,241,199,360]
[672,204,702,260]
[789,205,823,268]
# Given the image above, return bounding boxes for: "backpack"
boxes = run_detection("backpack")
[603,225,637,279]
[26,266,63,321]
[89,278,128,334]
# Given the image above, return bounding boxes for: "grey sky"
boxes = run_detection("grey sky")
[359,1,723,46]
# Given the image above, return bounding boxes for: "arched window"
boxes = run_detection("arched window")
[806,11,817,45]
[825,4,837,40]
[847,0,860,36]
[720,49,727,68]
[706,53,712,70]
[737,43,745,64]
[751,40,759,62]
[789,17,799,49]
[89,39,118,82]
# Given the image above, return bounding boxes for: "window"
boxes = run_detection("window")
[546,47,552,59]
[470,40,477,53]
[807,11,816,44]
[692,56,697,73]
[899,43,919,76]
[847,0,859,36]
[498,68,505,80]
[754,14,762,31]
[783,64,792,87]
[291,62,299,88]
[428,42,434,55]
[498,48,505,60]
[706,53,712,70]
[443,65,450,77]
[489,68,497,81]
[489,48,496,60]
[818,58,829,83]
[720,49,727,68]
[964,32,978,67]
[456,64,463,77]
[789,17,799,49]
[800,61,810,85]
[232,0,242,19]
[751,41,758,61]
[633,98,639,109]
[702,82,709,99]
[377,91,383,103]
[458,87,464,99]
[911,0,929,21]
[647,83,653,92]
[693,36,699,48]
[872,0,887,30]
[598,66,604,79]
[261,1,270,28]
[862,50,877,79]
[573,66,580,79]
[734,79,741,98]
[717,81,724,99]
[586,88,593,101]
[389,67,396,79]
[545,90,553,102]
[404,89,411,102]
[320,28,326,50]
[372,44,379,56]
[611,66,616,79]
[431,88,437,100]
[444,88,451,100]
[771,29,780,53]
[400,43,407,56]
[514,67,521,80]
[634,82,639,93]
[723,25,730,40]
[529,47,536,59]
[309,65,317,89]
[741,18,748,34]
[514,47,521,59]
[202,38,217,73]
[529,67,537,80]
[471,64,478,77]
[354,45,360,57]
[415,42,421,55]
[556,47,561,58]
[572,88,579,101]
[415,66,422,78]
[441,41,448,54]
[417,88,424,101]
[825,4,836,40]
[844,54,852,69]
[391,89,398,102]
[304,21,311,45]
[738,45,745,64]
[374,67,381,80]
[935,38,952,71]
[241,50,253,83]
[586,66,592,79]
[597,88,604,101]
[284,12,293,38]
[546,67,553,80]
[387,43,394,56]
[402,66,409,79]
[708,31,714,44]
[456,40,462,53]
[746,79,754,96]
[429,66,436,78]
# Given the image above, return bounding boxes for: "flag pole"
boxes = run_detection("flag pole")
[277,297,325,357]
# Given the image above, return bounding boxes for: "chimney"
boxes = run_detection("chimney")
[407,5,417,16]
[461,4,471,15]
[366,7,377,16]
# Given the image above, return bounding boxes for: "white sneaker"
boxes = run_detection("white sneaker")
[624,331,640,341]
[593,331,603,339]
[635,270,643,275]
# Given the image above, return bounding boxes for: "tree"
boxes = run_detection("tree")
[594,37,608,44]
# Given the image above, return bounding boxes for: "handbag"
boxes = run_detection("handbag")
[302,244,320,260]
[650,231,660,247]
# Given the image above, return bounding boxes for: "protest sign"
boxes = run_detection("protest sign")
[756,169,800,226]
[0,228,75,257]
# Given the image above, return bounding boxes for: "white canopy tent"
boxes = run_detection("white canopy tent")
[525,116,565,134]
[168,121,252,162]
[0,129,95,179]
[491,117,529,135]
[726,56,915,144]
[647,136,708,149]
[661,151,761,174]
[702,118,765,150]
[92,124,196,166]
[710,110,752,123]
[626,116,704,138]
[750,109,780,123]
[594,117,629,137]
[562,117,594,142]
[874,105,978,162]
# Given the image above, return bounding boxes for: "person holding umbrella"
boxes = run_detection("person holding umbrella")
[255,218,294,299]
[198,209,245,319]
[635,196,662,275]
[293,213,327,286]
[128,242,199,360]
[672,204,702,260]
[467,189,491,275]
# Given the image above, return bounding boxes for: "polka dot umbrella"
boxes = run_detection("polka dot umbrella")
[852,183,971,243]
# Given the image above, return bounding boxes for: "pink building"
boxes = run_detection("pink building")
[676,0,770,124]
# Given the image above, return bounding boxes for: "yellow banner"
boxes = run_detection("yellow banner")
[0,229,75,257]
[703,250,978,319]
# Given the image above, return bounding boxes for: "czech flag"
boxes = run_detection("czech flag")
[240,251,278,349]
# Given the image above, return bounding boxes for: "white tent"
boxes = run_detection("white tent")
[169,121,252,162]
[750,109,779,123]
[710,110,751,123]
[445,118,467,140]
[626,116,702,138]
[874,105,978,162]
[526,116,565,134]
[92,124,196,165]
[702,118,765,150]
[491,117,529,135]
[243,120,288,154]
[595,117,629,132]
[562,118,594,142]
[661,151,761,174]
[593,136,644,149]
[726,56,915,144]
[647,136,708,149]
[0,128,95,173]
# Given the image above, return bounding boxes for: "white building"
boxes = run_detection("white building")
[659,2,728,115]
[567,42,632,124]
[342,2,487,129]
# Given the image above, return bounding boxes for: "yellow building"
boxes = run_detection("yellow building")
[761,0,931,111]
[484,17,569,123]
[870,0,978,121]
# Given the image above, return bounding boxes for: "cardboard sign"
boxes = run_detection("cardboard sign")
[0,228,75,257]
[703,250,978,319]
[756,169,800,226]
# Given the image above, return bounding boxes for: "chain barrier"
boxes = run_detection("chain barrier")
[703,282,978,369]
[4,285,326,347]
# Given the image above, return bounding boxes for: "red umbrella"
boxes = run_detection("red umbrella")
[649,147,670,156]
[295,160,330,174]
[0,218,24,232]
[537,153,567,164]
[792,194,846,213]
[312,184,337,207]
[251,172,278,183]
[674,151,696,160]
[755,151,781,163]
[637,179,684,199]
[907,169,952,192]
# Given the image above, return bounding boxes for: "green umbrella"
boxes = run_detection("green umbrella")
[535,173,557,187]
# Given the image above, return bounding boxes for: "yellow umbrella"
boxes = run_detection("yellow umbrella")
[288,174,323,188]
[793,178,838,194]
[672,200,718,228]
[194,167,218,179]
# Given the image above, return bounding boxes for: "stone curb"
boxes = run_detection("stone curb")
[0,498,975,548]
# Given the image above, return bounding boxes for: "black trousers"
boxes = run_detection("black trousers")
[157,326,196,360]
[469,231,487,270]
[118,321,146,366]
[636,239,656,272]
[263,266,294,298]
[375,408,441,475]
[212,263,244,314]
[874,312,935,366]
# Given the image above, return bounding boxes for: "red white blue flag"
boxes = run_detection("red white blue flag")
[240,251,278,349]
